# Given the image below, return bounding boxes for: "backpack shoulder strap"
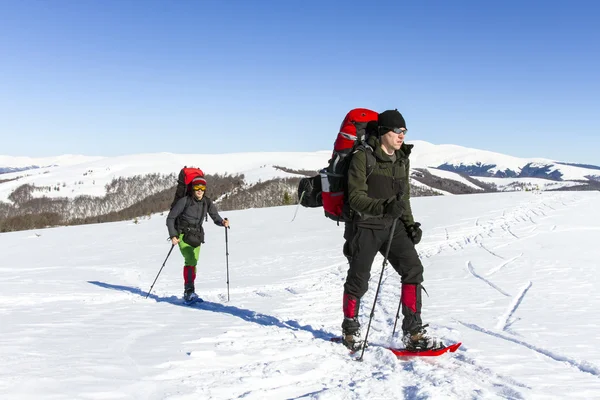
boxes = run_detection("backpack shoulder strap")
[178,196,192,218]
[202,197,212,222]
[354,143,376,178]
[364,146,376,178]
[174,195,192,232]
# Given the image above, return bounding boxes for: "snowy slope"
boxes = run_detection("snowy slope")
[476,176,582,191]
[408,141,545,172]
[0,154,104,169]
[1,191,599,399]
[1,142,598,204]
[409,140,599,181]
[411,179,453,196]
[0,151,331,202]
[423,167,484,190]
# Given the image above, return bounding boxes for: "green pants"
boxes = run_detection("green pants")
[178,233,201,266]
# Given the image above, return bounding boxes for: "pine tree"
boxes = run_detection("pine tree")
[282,191,292,205]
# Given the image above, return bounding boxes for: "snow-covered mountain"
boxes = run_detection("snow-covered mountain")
[0,141,598,204]
[0,151,331,202]
[408,141,600,181]
[0,166,42,174]
[0,154,104,174]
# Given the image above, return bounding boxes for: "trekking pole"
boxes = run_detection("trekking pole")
[358,219,398,361]
[291,191,305,222]
[224,219,230,302]
[145,244,175,299]
[392,291,403,338]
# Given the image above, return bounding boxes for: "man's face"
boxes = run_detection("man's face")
[380,127,407,150]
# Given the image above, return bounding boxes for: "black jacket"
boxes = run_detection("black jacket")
[347,135,415,229]
[166,195,224,238]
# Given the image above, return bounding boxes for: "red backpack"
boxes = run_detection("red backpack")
[298,108,377,222]
[170,167,205,209]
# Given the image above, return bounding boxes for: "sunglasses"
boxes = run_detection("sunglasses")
[192,184,206,191]
[380,126,407,135]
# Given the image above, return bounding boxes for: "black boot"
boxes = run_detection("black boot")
[402,324,444,350]
[341,317,363,351]
[183,284,196,302]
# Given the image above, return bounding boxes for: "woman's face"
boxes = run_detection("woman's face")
[192,185,205,200]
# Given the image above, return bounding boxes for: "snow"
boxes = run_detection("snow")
[407,140,598,181]
[0,152,331,202]
[540,162,600,181]
[0,154,105,168]
[2,142,598,204]
[476,176,581,191]
[407,140,547,172]
[422,167,484,190]
[1,191,600,399]
[410,179,453,195]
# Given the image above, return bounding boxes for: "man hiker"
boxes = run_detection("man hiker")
[166,176,230,301]
[341,109,442,351]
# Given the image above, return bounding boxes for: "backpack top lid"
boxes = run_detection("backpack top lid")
[181,167,205,185]
[334,108,378,152]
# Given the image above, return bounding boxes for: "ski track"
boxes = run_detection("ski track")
[416,199,544,260]
[292,193,586,397]
[397,354,529,400]
[176,273,459,399]
[467,261,511,297]
[297,193,582,398]
[457,321,600,379]
[177,246,531,399]
[495,281,533,331]
[486,253,523,277]
[478,242,505,259]
[275,197,580,398]
[502,223,519,239]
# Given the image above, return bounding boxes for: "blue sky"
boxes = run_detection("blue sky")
[1,0,598,164]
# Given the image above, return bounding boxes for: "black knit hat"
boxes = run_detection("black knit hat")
[377,109,406,135]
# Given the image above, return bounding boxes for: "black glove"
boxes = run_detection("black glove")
[406,222,422,245]
[384,197,404,219]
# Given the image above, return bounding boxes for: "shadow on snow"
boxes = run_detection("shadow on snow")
[88,280,332,341]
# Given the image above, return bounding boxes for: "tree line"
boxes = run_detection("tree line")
[0,167,501,233]
[0,172,298,232]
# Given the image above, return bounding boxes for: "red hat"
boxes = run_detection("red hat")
[191,176,207,187]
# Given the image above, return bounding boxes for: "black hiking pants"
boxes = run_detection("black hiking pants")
[343,222,424,333]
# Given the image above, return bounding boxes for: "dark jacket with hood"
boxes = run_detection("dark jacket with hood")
[166,195,224,239]
[347,135,415,229]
